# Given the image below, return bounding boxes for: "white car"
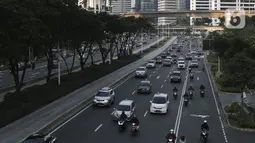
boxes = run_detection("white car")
[146,60,156,68]
[178,61,185,69]
[112,100,136,121]
[135,66,147,77]
[150,93,169,114]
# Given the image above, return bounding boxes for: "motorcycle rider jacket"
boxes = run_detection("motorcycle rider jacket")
[173,87,178,92]
[200,84,205,90]
[119,111,127,120]
[131,117,140,125]
[201,123,210,131]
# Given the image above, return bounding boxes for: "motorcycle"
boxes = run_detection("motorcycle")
[200,90,205,97]
[184,97,189,107]
[200,129,208,142]
[189,74,194,80]
[179,139,186,143]
[131,123,138,135]
[173,92,178,100]
[189,91,193,99]
[167,136,175,143]
[118,119,126,131]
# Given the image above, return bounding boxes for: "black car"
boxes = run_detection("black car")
[170,71,182,83]
[23,134,57,143]
[161,53,167,59]
[185,53,192,60]
[171,53,177,58]
[155,57,162,64]
[137,80,152,94]
[177,48,181,52]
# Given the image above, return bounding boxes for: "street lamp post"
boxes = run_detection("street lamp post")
[57,40,61,85]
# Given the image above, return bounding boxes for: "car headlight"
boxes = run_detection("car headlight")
[93,99,97,102]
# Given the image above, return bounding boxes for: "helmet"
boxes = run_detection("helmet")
[204,120,207,123]
[170,129,174,133]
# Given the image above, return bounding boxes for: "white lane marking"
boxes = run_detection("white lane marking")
[132,91,136,95]
[49,104,92,135]
[30,72,40,76]
[174,61,189,136]
[149,75,152,78]
[197,77,199,80]
[205,58,228,142]
[156,76,160,79]
[190,114,210,118]
[111,111,114,115]
[169,71,171,74]
[167,75,170,78]
[94,124,103,132]
[153,71,156,74]
[164,80,167,82]
[161,85,164,88]
[144,111,148,117]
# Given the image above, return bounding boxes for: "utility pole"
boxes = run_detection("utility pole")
[58,40,61,85]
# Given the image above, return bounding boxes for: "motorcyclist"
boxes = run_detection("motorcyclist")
[173,87,178,92]
[201,120,210,131]
[188,67,192,73]
[189,73,194,79]
[119,111,127,120]
[183,92,189,99]
[200,84,205,90]
[188,85,194,91]
[166,129,177,142]
[131,115,139,125]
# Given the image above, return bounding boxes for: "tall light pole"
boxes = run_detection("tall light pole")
[57,40,61,85]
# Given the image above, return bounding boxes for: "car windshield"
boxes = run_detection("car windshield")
[172,72,180,76]
[23,139,44,143]
[164,59,171,62]
[117,105,131,111]
[192,60,198,62]
[96,92,109,97]
[148,61,154,63]
[137,67,145,71]
[139,82,150,86]
[178,62,184,64]
[152,97,167,104]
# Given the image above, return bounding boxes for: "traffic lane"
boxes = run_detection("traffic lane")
[83,62,186,143]
[50,65,160,142]
[178,63,226,143]
[225,128,255,143]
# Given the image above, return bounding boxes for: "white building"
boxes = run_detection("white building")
[111,0,132,14]
[189,0,255,25]
[158,0,178,25]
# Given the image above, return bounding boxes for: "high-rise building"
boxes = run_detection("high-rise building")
[141,0,158,12]
[158,0,178,25]
[111,0,132,14]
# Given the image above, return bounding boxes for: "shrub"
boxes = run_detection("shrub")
[224,102,242,113]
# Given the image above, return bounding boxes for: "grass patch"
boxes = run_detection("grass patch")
[207,53,218,63]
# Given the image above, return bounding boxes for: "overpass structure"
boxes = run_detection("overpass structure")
[122,10,255,18]
[157,26,224,31]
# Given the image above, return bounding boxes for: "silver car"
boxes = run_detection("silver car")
[93,87,115,107]
[135,66,147,77]
[112,100,136,121]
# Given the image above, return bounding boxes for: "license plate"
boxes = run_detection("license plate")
[155,110,161,112]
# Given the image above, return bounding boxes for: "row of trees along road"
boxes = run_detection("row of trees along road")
[0,0,154,93]
[208,17,255,92]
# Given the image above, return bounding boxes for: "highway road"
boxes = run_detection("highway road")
[0,37,158,90]
[29,37,254,143]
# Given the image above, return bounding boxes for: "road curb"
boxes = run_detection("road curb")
[205,56,255,133]
[17,37,173,143]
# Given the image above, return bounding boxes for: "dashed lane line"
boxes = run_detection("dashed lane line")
[94,124,103,132]
[164,80,167,82]
[161,85,164,88]
[156,76,160,79]
[144,111,148,117]
[197,77,199,80]
[132,91,136,95]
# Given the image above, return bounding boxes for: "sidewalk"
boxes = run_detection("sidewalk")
[0,37,165,102]
[0,36,172,143]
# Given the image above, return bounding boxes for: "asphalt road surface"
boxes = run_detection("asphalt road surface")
[36,37,255,143]
[0,37,157,90]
